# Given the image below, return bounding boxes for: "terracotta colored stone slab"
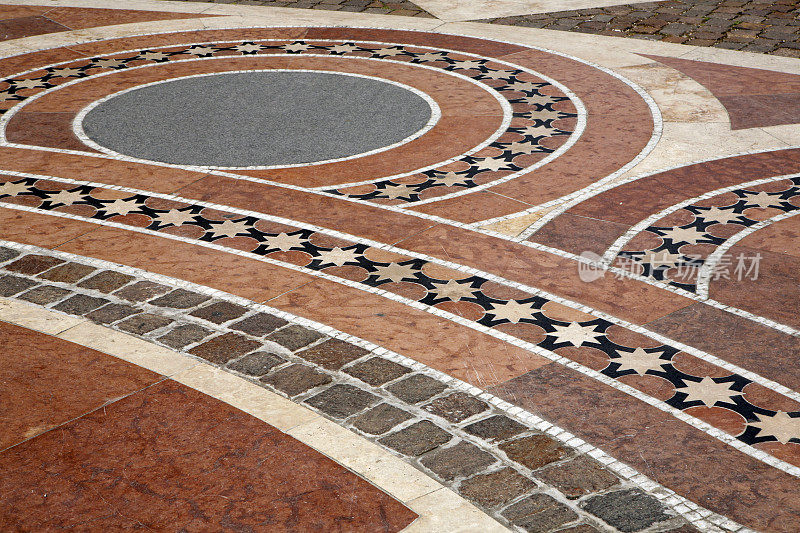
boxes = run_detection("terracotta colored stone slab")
[40,7,216,30]
[647,302,800,392]
[56,225,316,303]
[643,55,800,130]
[0,15,68,41]
[6,112,93,152]
[0,379,416,531]
[490,363,800,532]
[0,207,96,248]
[0,321,160,450]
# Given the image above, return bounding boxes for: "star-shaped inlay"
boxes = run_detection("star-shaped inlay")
[43,189,85,206]
[638,250,684,270]
[486,300,539,323]
[517,94,557,107]
[47,67,83,78]
[659,226,708,245]
[548,322,604,347]
[449,59,485,70]
[152,209,199,227]
[0,181,30,197]
[429,172,470,187]
[612,347,668,375]
[262,232,307,251]
[501,140,545,155]
[206,219,252,238]
[750,411,800,444]
[234,43,264,54]
[413,52,449,62]
[138,50,170,61]
[315,247,361,266]
[470,158,514,172]
[12,78,47,90]
[91,58,126,69]
[741,191,783,209]
[185,46,216,56]
[282,42,312,53]
[371,262,418,283]
[479,69,518,81]
[528,108,564,121]
[512,124,555,138]
[371,47,407,57]
[98,198,142,216]
[374,183,420,200]
[677,377,738,407]
[505,80,543,93]
[427,279,477,302]
[695,206,743,225]
[328,43,361,54]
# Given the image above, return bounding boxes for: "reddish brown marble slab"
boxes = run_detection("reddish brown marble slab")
[490,363,800,532]
[0,378,417,531]
[642,55,800,130]
[0,321,160,450]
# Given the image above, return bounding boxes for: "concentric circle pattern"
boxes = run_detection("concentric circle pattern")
[79,70,436,167]
[2,8,800,533]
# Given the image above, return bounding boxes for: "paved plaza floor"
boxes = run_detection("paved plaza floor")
[0,0,799,531]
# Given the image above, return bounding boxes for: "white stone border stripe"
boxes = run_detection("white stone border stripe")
[0,239,750,533]
[1,199,797,485]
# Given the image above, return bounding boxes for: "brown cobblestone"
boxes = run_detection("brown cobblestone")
[230,312,287,337]
[499,434,569,470]
[117,313,172,335]
[38,263,96,283]
[295,338,367,369]
[501,494,579,532]
[6,255,63,275]
[157,323,212,349]
[351,403,413,435]
[113,281,170,302]
[459,468,536,508]
[344,357,410,386]
[420,441,496,481]
[77,270,134,293]
[304,384,379,418]
[188,332,260,364]
[267,325,325,351]
[0,274,37,296]
[261,363,332,396]
[421,392,488,423]
[379,420,451,456]
[19,285,71,305]
[386,373,446,403]
[189,300,248,324]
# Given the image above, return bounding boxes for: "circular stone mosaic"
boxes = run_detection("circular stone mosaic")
[79,71,434,168]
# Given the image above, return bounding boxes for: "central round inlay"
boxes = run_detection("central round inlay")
[79,71,434,168]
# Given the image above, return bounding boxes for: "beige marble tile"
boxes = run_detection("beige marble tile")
[409,0,655,22]
[57,321,198,377]
[403,487,509,532]
[0,297,85,335]
[617,62,727,123]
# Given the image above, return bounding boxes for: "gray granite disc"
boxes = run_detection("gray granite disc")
[80,71,433,167]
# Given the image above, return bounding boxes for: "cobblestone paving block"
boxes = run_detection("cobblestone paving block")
[499,434,570,470]
[229,312,287,337]
[0,247,20,264]
[351,403,414,435]
[86,303,141,324]
[37,262,96,283]
[6,255,63,275]
[501,493,579,532]
[267,324,325,351]
[480,0,800,56]
[386,373,447,404]
[52,294,109,315]
[227,350,285,376]
[459,467,537,508]
[463,415,527,442]
[0,274,37,296]
[189,300,248,324]
[117,313,173,335]
[149,288,211,309]
[421,392,488,423]
[113,280,171,302]
[261,363,332,396]
[304,384,379,418]
[157,323,212,349]
[18,285,70,305]
[420,440,497,481]
[188,331,261,364]
[344,357,410,386]
[379,420,451,456]
[295,338,368,369]
[77,270,134,293]
[537,455,620,499]
[581,489,672,532]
